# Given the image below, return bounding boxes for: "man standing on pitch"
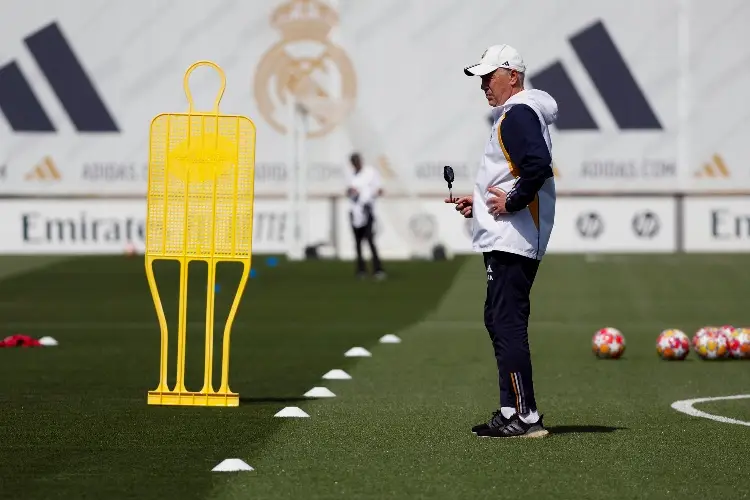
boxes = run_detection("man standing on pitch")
[447,45,558,438]
[347,152,386,280]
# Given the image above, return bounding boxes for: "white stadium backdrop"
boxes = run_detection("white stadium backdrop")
[5,196,747,257]
[683,197,750,252]
[0,0,748,254]
[0,199,333,255]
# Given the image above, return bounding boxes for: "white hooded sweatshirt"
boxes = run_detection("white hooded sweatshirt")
[471,89,559,260]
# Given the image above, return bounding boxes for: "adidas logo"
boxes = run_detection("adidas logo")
[25,156,61,181]
[486,264,493,273]
[528,20,661,131]
[0,22,118,132]
[695,154,730,178]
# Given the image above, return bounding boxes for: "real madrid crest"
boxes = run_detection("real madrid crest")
[254,0,357,138]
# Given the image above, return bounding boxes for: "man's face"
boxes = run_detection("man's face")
[480,68,517,107]
[351,155,362,171]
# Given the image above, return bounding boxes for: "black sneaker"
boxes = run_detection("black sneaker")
[475,414,549,439]
[471,410,510,435]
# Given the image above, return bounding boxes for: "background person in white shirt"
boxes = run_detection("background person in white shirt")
[447,44,558,438]
[347,152,385,279]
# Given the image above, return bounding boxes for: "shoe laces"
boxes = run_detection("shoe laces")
[489,410,506,429]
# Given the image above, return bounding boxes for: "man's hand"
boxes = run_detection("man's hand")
[445,195,473,218]
[487,187,508,216]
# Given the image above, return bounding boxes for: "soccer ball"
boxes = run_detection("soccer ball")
[718,325,736,337]
[592,327,626,359]
[656,329,690,360]
[692,327,718,352]
[694,330,729,360]
[726,327,750,359]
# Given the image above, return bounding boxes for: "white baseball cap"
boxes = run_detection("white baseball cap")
[464,44,526,76]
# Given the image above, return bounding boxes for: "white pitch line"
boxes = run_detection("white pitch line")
[671,394,750,427]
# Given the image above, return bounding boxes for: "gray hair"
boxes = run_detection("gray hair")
[498,67,525,87]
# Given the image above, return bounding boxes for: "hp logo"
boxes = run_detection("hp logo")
[408,214,437,242]
[632,210,660,238]
[576,212,604,238]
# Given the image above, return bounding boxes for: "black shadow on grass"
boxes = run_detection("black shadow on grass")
[548,425,627,434]
[239,396,310,404]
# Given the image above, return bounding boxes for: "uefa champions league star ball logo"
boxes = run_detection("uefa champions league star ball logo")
[254,0,357,138]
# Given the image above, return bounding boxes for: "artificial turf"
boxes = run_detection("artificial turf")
[1,254,749,500]
[0,255,464,500]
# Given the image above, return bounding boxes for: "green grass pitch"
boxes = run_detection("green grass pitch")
[1,254,749,499]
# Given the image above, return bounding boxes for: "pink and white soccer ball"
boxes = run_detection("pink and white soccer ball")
[592,327,626,359]
[692,327,718,351]
[694,329,730,360]
[726,327,750,359]
[718,325,736,338]
[656,329,690,360]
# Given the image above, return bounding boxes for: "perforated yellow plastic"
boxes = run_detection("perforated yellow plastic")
[145,61,256,407]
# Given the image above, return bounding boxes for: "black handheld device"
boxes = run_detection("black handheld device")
[443,166,455,201]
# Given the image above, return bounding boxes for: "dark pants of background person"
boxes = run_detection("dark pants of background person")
[351,204,383,275]
[483,250,540,415]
